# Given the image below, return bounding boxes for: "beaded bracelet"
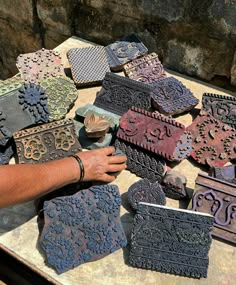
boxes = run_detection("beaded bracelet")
[70,155,85,182]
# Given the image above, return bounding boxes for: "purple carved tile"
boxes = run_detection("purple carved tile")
[192,173,236,244]
[105,34,148,71]
[114,138,166,182]
[151,77,199,115]
[14,118,81,164]
[161,170,188,200]
[16,48,64,83]
[129,203,214,278]
[124,53,166,84]
[128,179,166,210]
[210,165,236,185]
[67,46,110,86]
[39,184,127,274]
[202,93,236,129]
[94,72,152,116]
[117,107,193,161]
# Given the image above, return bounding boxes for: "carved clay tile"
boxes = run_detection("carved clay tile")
[128,179,166,210]
[67,46,110,86]
[124,52,166,84]
[40,76,78,121]
[116,107,193,161]
[210,165,236,185]
[0,144,14,165]
[0,75,23,97]
[105,34,148,71]
[84,113,110,139]
[161,170,188,200]
[114,138,166,182]
[129,202,214,278]
[94,73,152,116]
[39,184,127,274]
[151,76,199,115]
[0,83,49,146]
[192,172,236,244]
[75,104,120,131]
[186,111,236,167]
[202,93,236,129]
[16,48,64,83]
[13,118,82,164]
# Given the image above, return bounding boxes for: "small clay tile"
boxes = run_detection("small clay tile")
[151,76,199,115]
[209,164,236,185]
[129,202,214,278]
[0,143,14,165]
[16,48,64,83]
[94,73,152,116]
[75,104,120,131]
[84,113,110,139]
[186,111,236,167]
[13,118,82,164]
[0,83,49,146]
[67,46,110,86]
[202,93,236,129]
[116,107,193,161]
[0,76,23,96]
[114,138,166,182]
[105,34,148,71]
[161,170,188,200]
[73,120,113,150]
[39,184,127,274]
[40,76,78,121]
[192,172,236,244]
[124,53,166,84]
[128,179,166,210]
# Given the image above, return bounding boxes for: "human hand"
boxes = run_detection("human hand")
[76,147,127,182]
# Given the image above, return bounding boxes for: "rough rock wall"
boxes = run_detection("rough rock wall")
[0,0,236,87]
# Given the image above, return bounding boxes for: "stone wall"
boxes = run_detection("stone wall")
[0,0,236,87]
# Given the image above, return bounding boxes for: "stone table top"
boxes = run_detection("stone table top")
[0,36,235,285]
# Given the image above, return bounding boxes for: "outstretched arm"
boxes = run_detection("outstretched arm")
[0,147,126,208]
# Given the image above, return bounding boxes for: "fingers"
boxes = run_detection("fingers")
[108,155,127,164]
[107,163,127,173]
[100,146,115,155]
[101,173,116,183]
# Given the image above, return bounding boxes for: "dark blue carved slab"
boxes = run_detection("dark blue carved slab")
[128,179,166,210]
[94,72,152,116]
[151,77,199,115]
[0,143,14,165]
[129,203,214,278]
[39,184,127,274]
[105,34,148,71]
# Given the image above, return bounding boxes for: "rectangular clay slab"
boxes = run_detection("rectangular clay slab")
[129,202,214,278]
[192,172,236,244]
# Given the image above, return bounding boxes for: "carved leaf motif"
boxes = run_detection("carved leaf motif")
[84,113,110,134]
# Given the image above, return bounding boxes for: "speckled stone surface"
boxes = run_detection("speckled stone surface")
[0,37,236,285]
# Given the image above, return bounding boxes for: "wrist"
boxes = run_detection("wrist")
[70,154,85,182]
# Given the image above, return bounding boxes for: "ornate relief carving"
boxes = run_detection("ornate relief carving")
[0,75,23,96]
[129,203,214,278]
[94,73,152,116]
[202,93,236,128]
[16,48,64,83]
[40,76,78,121]
[114,138,166,182]
[39,184,127,273]
[18,83,49,123]
[84,113,110,140]
[117,107,193,161]
[124,52,166,83]
[151,76,199,115]
[67,47,110,86]
[0,144,14,165]
[192,173,236,244]
[128,179,166,210]
[187,111,236,167]
[13,118,81,163]
[105,34,148,71]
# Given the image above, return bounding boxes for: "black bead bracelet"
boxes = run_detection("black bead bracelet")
[70,155,85,182]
